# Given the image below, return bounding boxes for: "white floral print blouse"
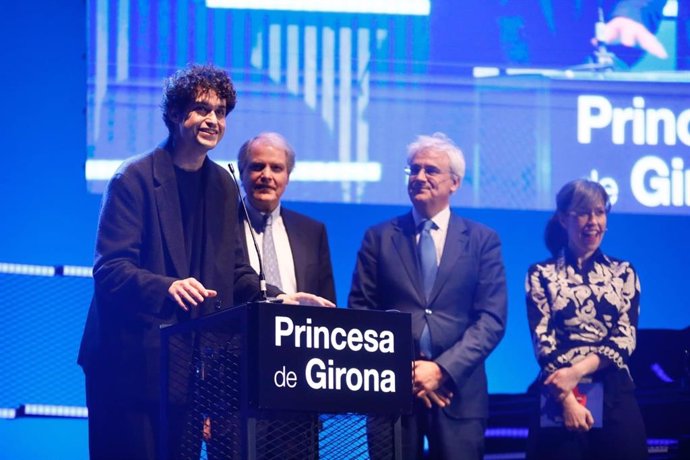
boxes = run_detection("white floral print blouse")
[525,248,640,378]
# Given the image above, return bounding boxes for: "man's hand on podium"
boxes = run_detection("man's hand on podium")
[168,277,218,311]
[277,292,335,307]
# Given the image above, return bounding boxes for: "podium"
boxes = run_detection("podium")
[160,302,413,459]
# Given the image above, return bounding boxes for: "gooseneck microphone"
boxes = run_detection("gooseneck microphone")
[228,163,269,301]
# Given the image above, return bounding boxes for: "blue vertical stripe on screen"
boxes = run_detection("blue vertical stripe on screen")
[136,0,151,77]
[194,3,208,63]
[116,0,130,81]
[248,11,264,82]
[176,0,189,66]
[392,16,405,74]
[304,25,318,109]
[158,0,171,74]
[214,9,227,67]
[231,11,246,76]
[411,16,428,73]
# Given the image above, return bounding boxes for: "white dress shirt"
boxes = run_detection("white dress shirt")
[243,200,297,294]
[412,206,451,265]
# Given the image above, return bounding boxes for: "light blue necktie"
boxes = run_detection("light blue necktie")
[419,219,438,300]
[418,219,437,358]
[262,214,282,290]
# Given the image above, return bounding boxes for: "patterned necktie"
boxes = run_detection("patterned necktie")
[418,219,437,358]
[262,214,282,290]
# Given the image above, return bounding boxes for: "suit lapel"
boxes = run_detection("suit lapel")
[153,147,189,279]
[282,209,306,292]
[391,213,426,304]
[429,213,468,303]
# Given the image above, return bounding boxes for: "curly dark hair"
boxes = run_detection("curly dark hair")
[161,63,237,136]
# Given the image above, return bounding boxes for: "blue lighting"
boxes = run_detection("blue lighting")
[18,404,88,419]
[0,408,16,419]
[485,427,529,439]
[0,263,92,278]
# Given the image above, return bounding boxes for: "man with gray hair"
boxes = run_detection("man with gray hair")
[349,132,507,459]
[228,132,336,459]
[236,132,336,304]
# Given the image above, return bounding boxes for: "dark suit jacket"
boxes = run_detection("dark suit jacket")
[78,145,272,402]
[348,211,507,419]
[238,206,336,303]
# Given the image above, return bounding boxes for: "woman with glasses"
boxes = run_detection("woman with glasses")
[525,179,647,460]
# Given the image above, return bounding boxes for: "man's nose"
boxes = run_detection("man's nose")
[259,166,273,178]
[205,110,218,124]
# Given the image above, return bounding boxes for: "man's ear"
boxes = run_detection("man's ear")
[169,110,182,124]
[450,174,461,193]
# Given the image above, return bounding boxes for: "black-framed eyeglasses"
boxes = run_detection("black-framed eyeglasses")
[404,165,451,177]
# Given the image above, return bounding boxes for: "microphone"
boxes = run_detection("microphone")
[568,7,626,72]
[227,163,269,301]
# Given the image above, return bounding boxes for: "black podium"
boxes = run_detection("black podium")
[160,302,413,459]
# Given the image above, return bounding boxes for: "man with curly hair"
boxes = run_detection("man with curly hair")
[78,63,332,460]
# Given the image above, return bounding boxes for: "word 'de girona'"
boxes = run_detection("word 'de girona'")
[578,95,690,208]
[273,316,397,393]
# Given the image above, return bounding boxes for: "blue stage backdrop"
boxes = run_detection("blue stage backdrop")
[0,4,688,458]
[86,0,690,216]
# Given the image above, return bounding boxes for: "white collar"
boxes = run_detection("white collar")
[412,206,450,232]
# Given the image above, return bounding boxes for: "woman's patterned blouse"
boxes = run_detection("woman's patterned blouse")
[525,248,640,377]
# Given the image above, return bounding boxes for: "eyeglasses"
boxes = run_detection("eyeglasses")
[404,165,452,177]
[567,207,608,220]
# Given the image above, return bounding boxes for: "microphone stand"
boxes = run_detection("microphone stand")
[593,7,615,70]
[227,163,269,301]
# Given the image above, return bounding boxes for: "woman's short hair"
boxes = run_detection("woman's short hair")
[544,179,611,256]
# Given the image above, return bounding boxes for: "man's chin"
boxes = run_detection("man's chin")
[250,195,277,212]
[198,132,223,144]
[410,193,430,203]
[252,191,275,201]
[197,139,218,150]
